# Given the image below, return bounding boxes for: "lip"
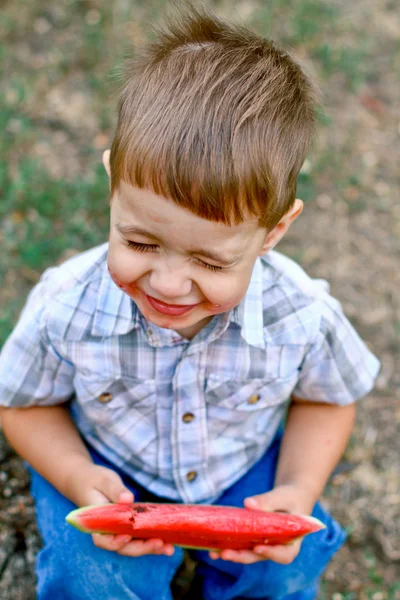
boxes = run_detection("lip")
[144,293,199,316]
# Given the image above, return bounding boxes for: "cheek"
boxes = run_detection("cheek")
[204,297,242,316]
[109,272,142,300]
[200,279,248,313]
[107,254,141,296]
[109,271,128,291]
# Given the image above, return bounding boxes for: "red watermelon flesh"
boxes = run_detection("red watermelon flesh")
[66,502,325,550]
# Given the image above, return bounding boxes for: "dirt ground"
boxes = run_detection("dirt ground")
[0,0,399,598]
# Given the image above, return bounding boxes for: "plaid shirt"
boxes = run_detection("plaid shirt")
[0,243,380,503]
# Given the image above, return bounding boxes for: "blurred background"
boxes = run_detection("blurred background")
[0,0,399,598]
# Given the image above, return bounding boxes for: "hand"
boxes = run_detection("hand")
[209,484,315,565]
[67,462,175,557]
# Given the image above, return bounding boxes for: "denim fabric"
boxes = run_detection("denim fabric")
[28,433,346,600]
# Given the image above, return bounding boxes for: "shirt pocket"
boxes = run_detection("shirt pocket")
[205,376,294,412]
[205,376,290,440]
[205,342,304,412]
[204,342,302,440]
[75,374,157,435]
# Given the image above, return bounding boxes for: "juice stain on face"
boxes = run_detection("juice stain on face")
[108,266,239,326]
[108,268,131,293]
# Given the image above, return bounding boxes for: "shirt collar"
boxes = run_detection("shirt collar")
[92,254,269,348]
[230,257,266,349]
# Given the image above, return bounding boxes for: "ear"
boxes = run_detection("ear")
[102,149,111,178]
[259,199,303,255]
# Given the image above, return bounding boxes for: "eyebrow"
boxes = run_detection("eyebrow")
[117,224,157,238]
[116,223,242,266]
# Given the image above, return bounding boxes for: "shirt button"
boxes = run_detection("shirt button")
[99,392,113,403]
[182,412,195,423]
[186,470,197,482]
[248,394,260,405]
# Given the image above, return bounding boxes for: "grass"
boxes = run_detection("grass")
[252,0,371,89]
[0,152,109,340]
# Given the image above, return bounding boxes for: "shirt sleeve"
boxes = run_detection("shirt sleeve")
[292,295,381,405]
[0,270,75,408]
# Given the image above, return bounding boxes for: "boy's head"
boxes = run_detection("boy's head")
[104,4,318,338]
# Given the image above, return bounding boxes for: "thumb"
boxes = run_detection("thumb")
[244,487,292,513]
[92,467,134,504]
[244,494,274,512]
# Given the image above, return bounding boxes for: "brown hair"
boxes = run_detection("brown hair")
[109,3,318,229]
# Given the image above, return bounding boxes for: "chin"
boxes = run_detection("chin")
[147,310,197,330]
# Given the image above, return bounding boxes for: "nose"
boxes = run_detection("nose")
[148,262,192,300]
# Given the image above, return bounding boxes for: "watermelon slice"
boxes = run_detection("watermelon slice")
[66,502,325,550]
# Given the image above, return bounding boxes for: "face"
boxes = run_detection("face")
[104,152,302,339]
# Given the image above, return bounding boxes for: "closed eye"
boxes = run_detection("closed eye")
[126,241,158,252]
[126,240,224,271]
[193,259,223,272]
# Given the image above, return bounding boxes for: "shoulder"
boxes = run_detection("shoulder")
[260,250,330,300]
[258,251,342,345]
[40,243,109,293]
[256,252,380,401]
[34,243,110,341]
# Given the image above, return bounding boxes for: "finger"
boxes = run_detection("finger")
[118,539,175,557]
[118,540,175,557]
[244,497,272,511]
[117,538,163,557]
[244,493,290,513]
[92,533,132,551]
[245,484,313,515]
[244,485,299,513]
[253,542,300,565]
[217,549,265,564]
[94,468,133,503]
[85,488,114,506]
[118,489,135,503]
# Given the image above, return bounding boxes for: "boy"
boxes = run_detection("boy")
[0,5,379,600]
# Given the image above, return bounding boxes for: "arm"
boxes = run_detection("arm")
[0,404,96,505]
[0,404,136,507]
[273,397,356,509]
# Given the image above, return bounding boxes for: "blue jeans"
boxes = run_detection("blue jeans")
[28,433,346,600]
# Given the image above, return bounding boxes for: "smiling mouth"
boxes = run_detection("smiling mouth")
[144,293,199,316]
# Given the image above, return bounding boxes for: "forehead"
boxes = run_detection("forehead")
[114,181,263,248]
